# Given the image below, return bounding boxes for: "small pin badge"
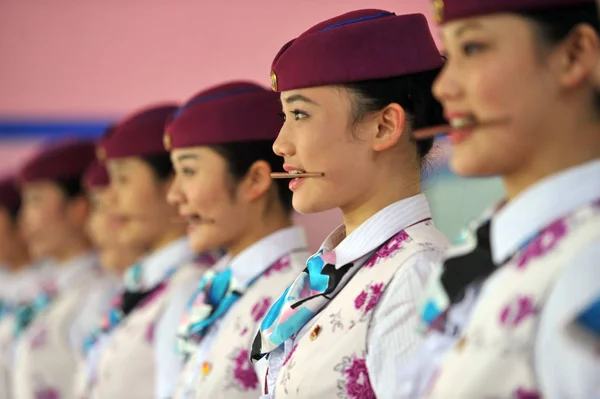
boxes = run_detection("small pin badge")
[163,133,172,151]
[270,70,278,92]
[433,0,444,24]
[201,361,212,376]
[309,324,321,341]
[96,146,106,161]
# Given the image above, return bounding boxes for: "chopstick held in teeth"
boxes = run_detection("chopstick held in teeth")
[271,172,325,179]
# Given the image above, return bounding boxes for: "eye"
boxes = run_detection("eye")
[115,174,129,185]
[291,109,308,121]
[181,167,196,177]
[279,112,287,122]
[461,41,487,56]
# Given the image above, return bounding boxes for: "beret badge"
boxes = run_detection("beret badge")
[433,0,444,23]
[96,146,106,161]
[270,70,278,92]
[163,132,172,151]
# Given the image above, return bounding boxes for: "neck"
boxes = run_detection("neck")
[2,247,30,272]
[150,225,186,253]
[503,119,600,200]
[341,168,421,236]
[227,206,293,258]
[54,237,92,264]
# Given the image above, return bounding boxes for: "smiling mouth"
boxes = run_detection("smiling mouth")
[449,116,477,129]
[180,213,216,225]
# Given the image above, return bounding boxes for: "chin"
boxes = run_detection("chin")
[292,195,331,215]
[189,233,219,255]
[449,151,499,177]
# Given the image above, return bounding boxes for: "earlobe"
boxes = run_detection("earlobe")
[373,104,405,152]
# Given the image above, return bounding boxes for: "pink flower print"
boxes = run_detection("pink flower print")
[514,388,541,399]
[232,349,258,390]
[145,322,155,343]
[364,231,409,268]
[264,256,291,277]
[500,296,537,327]
[30,327,47,350]
[35,387,60,399]
[251,297,272,323]
[354,291,368,310]
[364,283,385,313]
[517,219,567,269]
[283,344,297,366]
[343,357,375,399]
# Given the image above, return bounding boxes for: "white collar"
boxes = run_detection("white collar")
[320,194,432,268]
[217,226,308,288]
[492,159,600,264]
[137,237,194,288]
[54,251,98,291]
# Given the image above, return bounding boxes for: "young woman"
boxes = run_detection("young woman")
[86,104,218,399]
[83,160,142,277]
[165,81,309,399]
[0,176,37,399]
[72,160,143,398]
[12,140,116,399]
[250,10,450,399]
[401,1,600,398]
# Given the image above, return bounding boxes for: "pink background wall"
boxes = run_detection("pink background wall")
[0,0,437,117]
[0,0,440,251]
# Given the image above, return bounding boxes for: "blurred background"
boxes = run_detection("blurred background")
[0,0,505,250]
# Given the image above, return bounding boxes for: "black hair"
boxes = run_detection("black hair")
[55,177,85,199]
[340,67,445,165]
[3,204,20,223]
[210,140,294,214]
[520,4,600,112]
[140,153,175,181]
[520,4,599,45]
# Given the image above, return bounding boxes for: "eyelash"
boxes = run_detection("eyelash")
[181,167,196,177]
[280,110,309,122]
[461,41,487,56]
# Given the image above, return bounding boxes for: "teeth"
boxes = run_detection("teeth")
[289,170,304,174]
[450,117,476,129]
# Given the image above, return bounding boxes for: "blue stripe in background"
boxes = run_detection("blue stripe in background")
[0,119,114,139]
[0,118,455,179]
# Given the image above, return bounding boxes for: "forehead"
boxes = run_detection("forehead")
[280,86,352,109]
[441,13,532,42]
[21,181,62,196]
[106,156,143,172]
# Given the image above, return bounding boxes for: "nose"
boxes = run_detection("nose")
[166,175,185,206]
[272,124,296,158]
[432,62,463,104]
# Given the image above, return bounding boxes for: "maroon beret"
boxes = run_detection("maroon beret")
[0,176,21,214]
[269,10,443,92]
[20,140,96,183]
[432,0,594,24]
[99,104,178,160]
[83,161,109,190]
[164,81,282,150]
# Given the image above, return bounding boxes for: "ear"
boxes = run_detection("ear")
[556,24,600,88]
[238,160,273,202]
[372,103,406,152]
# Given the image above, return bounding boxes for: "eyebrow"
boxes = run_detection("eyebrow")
[283,94,319,106]
[454,21,485,38]
[176,153,199,162]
